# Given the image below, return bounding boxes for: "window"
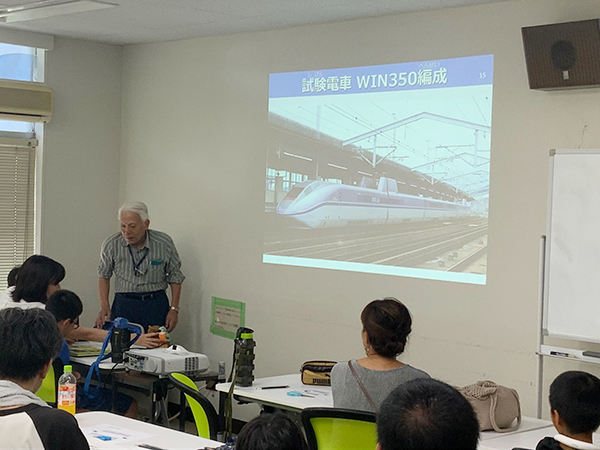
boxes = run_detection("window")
[267,169,308,192]
[266,168,277,191]
[0,43,41,134]
[284,171,307,192]
[0,42,42,289]
[0,140,36,289]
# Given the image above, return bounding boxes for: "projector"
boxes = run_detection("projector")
[125,345,210,376]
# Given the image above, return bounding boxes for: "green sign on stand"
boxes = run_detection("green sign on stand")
[210,297,245,340]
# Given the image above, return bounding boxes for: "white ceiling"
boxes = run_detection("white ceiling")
[0,0,510,45]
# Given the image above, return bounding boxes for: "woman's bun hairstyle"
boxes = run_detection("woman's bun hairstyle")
[361,297,412,358]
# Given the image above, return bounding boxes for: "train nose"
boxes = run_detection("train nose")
[277,200,292,214]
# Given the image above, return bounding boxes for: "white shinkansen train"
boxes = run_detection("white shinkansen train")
[276,177,472,228]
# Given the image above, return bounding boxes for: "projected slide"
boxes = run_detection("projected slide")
[264,55,493,285]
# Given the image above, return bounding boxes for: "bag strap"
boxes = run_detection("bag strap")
[347,360,378,412]
[488,388,522,433]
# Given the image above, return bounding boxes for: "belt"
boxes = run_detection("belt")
[118,290,165,300]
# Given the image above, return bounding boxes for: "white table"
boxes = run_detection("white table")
[216,374,332,412]
[76,411,221,449]
[479,426,600,450]
[217,374,556,446]
[480,417,552,441]
[70,341,125,370]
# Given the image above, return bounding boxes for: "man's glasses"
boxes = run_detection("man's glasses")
[70,318,80,329]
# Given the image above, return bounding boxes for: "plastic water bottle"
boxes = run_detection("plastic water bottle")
[57,365,77,415]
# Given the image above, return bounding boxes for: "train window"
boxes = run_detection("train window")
[284,186,305,200]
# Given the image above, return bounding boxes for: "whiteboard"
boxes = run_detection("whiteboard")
[544,149,600,343]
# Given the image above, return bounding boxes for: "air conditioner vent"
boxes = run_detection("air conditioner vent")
[0,78,53,123]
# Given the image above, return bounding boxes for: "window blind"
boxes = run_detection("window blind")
[0,140,35,290]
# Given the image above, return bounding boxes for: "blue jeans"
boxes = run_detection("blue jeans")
[111,290,169,332]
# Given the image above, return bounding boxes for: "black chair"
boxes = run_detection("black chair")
[301,407,377,450]
[168,372,220,440]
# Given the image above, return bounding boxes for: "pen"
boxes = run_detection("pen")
[550,351,575,358]
[262,385,290,389]
[137,444,169,450]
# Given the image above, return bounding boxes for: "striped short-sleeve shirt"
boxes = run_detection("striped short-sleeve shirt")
[98,229,185,293]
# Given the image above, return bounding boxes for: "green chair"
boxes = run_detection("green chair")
[168,372,220,440]
[301,407,378,450]
[35,358,63,407]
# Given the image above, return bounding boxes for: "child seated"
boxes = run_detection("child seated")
[45,289,138,418]
[537,371,600,450]
[236,412,308,450]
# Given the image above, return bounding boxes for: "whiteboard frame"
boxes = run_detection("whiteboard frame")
[537,148,600,418]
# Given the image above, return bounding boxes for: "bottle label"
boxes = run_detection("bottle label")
[58,383,76,415]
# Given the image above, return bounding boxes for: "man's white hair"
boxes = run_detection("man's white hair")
[118,202,149,222]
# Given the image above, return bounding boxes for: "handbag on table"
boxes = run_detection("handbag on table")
[458,380,521,432]
[300,360,336,386]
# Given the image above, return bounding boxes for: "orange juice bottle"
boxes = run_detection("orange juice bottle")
[57,365,76,415]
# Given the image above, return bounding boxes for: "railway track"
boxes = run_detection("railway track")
[264,217,488,268]
[446,244,487,273]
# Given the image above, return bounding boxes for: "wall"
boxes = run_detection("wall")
[42,37,122,327]
[120,0,600,419]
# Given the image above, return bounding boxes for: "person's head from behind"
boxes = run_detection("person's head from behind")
[7,266,20,287]
[549,370,600,438]
[361,297,412,358]
[0,308,62,392]
[119,201,150,247]
[12,255,65,304]
[46,289,83,337]
[236,412,308,450]
[377,378,480,450]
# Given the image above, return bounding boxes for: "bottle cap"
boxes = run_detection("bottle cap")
[64,365,72,372]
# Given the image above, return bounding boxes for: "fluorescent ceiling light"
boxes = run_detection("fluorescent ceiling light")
[283,152,313,162]
[0,0,116,23]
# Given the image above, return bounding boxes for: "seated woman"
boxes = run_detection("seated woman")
[8,255,64,309]
[331,298,430,412]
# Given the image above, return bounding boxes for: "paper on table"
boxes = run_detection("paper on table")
[70,345,108,357]
[302,388,330,397]
[81,423,152,443]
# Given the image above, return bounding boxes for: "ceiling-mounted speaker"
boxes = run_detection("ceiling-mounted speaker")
[522,19,600,90]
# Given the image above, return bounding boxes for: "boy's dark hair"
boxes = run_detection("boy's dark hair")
[549,370,600,435]
[46,289,83,323]
[0,308,62,381]
[12,255,65,304]
[7,266,20,287]
[361,297,412,358]
[377,378,480,450]
[236,412,309,450]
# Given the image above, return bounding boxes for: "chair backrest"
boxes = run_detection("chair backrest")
[301,407,378,450]
[168,372,220,440]
[35,358,63,407]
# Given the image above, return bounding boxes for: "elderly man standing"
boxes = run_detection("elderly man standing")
[95,202,185,332]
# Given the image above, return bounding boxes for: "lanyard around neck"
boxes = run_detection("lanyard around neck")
[128,245,149,273]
